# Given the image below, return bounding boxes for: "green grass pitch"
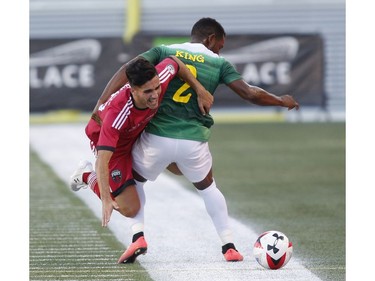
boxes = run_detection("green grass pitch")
[167,122,345,280]
[30,121,345,281]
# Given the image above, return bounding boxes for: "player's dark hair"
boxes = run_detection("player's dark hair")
[191,17,226,41]
[125,57,157,87]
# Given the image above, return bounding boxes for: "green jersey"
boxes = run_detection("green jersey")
[141,42,242,142]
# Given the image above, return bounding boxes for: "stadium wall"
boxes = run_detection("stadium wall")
[29,0,345,113]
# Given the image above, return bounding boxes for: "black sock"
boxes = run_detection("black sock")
[132,232,144,242]
[222,243,236,254]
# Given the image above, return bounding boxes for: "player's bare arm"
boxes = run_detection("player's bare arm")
[96,150,119,227]
[228,79,299,111]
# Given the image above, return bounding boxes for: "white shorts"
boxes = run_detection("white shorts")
[132,132,212,183]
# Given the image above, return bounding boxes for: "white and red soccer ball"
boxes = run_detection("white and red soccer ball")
[253,230,293,269]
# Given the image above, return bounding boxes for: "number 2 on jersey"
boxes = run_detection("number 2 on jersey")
[172,64,197,103]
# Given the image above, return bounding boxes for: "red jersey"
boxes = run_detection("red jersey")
[85,57,179,158]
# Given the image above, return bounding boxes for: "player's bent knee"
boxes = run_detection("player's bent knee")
[118,204,140,218]
[193,171,213,190]
[114,184,141,217]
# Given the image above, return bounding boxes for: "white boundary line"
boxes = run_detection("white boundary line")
[30,124,322,281]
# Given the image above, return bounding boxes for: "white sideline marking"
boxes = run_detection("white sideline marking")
[30,124,322,281]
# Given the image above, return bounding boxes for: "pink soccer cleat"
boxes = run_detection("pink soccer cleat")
[223,248,244,262]
[118,236,148,264]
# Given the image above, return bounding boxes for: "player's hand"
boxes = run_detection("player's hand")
[101,197,119,227]
[197,89,214,115]
[280,95,300,111]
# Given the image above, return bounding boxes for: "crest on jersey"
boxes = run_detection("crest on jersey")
[111,169,122,182]
[166,64,176,75]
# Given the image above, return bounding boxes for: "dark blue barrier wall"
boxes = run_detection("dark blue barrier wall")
[30,34,324,112]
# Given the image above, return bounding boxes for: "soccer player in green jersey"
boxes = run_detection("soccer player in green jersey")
[94,17,299,263]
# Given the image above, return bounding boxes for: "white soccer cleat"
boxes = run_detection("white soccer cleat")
[70,160,93,191]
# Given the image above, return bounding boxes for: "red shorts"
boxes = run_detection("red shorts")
[106,153,135,197]
[88,134,135,198]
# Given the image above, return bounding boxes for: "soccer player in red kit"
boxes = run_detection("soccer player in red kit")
[70,56,213,263]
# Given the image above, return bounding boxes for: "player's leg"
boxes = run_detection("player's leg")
[194,175,243,262]
[120,132,177,264]
[71,154,141,217]
[119,132,174,263]
[126,177,146,236]
[176,139,243,262]
[76,155,141,217]
[71,162,148,263]
[73,165,141,219]
[117,177,147,264]
[113,185,140,218]
[108,156,148,264]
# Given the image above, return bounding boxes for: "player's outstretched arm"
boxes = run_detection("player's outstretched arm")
[170,55,214,115]
[228,79,299,111]
[96,150,119,227]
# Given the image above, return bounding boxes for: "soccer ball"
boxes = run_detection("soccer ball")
[253,230,293,269]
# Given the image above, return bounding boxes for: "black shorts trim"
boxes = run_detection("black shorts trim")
[111,179,136,197]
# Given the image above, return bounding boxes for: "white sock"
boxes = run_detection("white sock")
[128,180,146,235]
[87,171,97,191]
[197,179,234,245]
